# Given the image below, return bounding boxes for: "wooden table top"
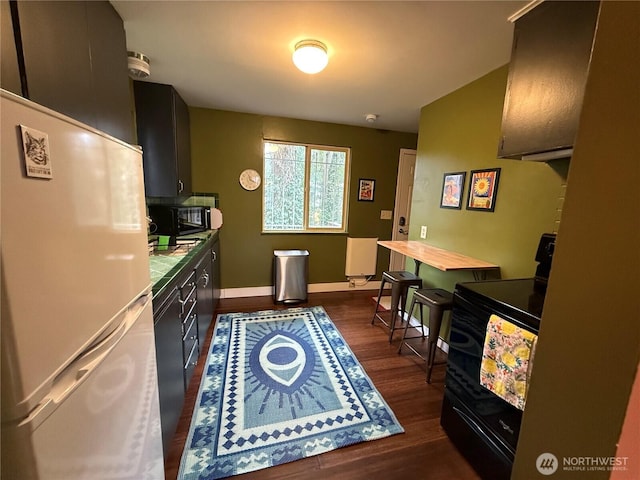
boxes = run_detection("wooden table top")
[377,240,499,272]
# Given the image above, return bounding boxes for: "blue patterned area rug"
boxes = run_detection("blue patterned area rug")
[178,306,404,479]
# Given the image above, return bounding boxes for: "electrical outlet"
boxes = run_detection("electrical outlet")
[420,226,427,239]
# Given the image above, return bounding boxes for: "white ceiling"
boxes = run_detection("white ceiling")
[111,1,527,133]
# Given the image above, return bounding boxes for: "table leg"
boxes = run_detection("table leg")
[413,259,422,276]
[426,306,444,384]
[388,282,402,343]
[473,267,500,281]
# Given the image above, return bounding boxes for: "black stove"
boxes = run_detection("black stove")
[456,277,545,326]
[440,234,555,480]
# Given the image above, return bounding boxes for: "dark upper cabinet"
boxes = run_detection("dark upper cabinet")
[133,81,192,197]
[498,1,600,161]
[1,0,21,95]
[1,1,133,143]
[85,1,132,143]
[16,1,94,125]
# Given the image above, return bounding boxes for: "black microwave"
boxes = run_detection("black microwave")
[148,205,210,236]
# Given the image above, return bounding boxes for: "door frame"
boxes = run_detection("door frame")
[389,148,416,271]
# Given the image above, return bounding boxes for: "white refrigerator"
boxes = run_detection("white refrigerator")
[1,90,164,479]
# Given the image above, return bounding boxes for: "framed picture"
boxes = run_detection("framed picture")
[358,178,375,201]
[20,125,53,179]
[467,168,501,212]
[440,171,466,209]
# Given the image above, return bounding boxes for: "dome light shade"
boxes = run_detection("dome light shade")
[292,40,328,74]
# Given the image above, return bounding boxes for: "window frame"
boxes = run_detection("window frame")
[262,140,351,234]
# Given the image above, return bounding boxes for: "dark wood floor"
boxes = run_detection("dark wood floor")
[164,290,480,480]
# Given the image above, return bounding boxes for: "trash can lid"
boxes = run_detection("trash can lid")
[274,249,309,257]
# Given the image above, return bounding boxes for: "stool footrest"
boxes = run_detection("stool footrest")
[397,287,453,383]
[399,341,427,361]
[371,270,423,343]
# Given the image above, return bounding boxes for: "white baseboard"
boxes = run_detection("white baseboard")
[220,281,386,299]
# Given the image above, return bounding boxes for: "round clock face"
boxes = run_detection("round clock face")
[239,169,261,191]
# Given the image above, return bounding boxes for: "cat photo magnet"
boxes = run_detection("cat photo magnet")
[20,125,53,179]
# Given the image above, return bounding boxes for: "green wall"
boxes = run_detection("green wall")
[410,65,569,296]
[189,109,417,289]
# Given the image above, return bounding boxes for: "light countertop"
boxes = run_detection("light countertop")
[148,230,218,301]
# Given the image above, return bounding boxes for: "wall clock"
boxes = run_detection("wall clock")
[239,169,261,191]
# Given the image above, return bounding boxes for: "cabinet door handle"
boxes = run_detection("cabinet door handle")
[201,272,210,288]
[178,180,184,193]
[178,295,196,306]
[211,250,217,261]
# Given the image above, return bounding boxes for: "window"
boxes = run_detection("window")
[263,141,350,233]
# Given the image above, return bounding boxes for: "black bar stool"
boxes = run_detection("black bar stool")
[371,271,423,342]
[398,288,453,383]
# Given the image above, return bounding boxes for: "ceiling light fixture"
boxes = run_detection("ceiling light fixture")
[292,40,328,74]
[365,114,378,123]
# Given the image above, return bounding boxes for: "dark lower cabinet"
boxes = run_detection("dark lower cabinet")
[212,238,221,310]
[153,286,184,456]
[179,270,199,391]
[152,233,219,458]
[196,247,214,343]
[195,237,220,342]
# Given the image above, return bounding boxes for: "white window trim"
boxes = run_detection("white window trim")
[262,140,351,234]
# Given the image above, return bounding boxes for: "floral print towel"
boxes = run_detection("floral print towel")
[480,314,538,411]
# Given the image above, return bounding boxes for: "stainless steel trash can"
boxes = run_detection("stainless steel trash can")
[273,250,309,303]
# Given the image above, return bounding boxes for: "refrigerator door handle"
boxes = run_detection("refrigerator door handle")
[20,295,151,431]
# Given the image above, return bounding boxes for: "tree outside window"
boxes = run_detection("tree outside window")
[263,141,350,233]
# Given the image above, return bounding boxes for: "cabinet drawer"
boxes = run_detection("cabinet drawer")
[182,317,199,390]
[180,270,197,296]
[181,311,199,390]
[182,312,198,347]
[179,271,197,314]
[183,346,198,391]
[183,334,199,369]
[181,295,197,324]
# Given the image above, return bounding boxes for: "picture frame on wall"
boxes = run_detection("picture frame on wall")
[358,178,375,201]
[440,171,466,209]
[20,125,53,179]
[466,168,501,212]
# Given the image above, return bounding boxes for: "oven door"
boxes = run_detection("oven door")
[443,292,528,456]
[441,392,513,480]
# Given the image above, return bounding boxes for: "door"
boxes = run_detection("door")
[6,301,164,479]
[389,149,416,271]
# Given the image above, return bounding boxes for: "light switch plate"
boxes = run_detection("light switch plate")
[420,226,427,239]
[380,210,393,220]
